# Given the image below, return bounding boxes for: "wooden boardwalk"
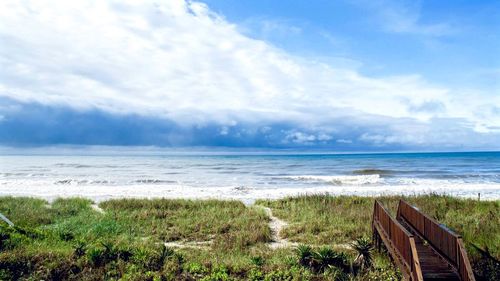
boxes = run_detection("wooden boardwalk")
[372,200,475,281]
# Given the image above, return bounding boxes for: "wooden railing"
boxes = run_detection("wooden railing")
[457,239,475,281]
[397,200,475,281]
[372,201,423,281]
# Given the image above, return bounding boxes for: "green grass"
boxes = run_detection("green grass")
[257,194,499,258]
[99,199,271,247]
[0,197,277,280]
[257,195,375,245]
[0,195,497,280]
[257,194,500,280]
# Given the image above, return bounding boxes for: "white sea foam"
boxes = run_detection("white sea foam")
[0,178,499,204]
[283,175,382,185]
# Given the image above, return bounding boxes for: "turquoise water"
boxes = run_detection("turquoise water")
[1,150,499,202]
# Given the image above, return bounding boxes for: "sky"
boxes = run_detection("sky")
[0,0,499,151]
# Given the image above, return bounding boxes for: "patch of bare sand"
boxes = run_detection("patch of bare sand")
[256,206,298,249]
[163,240,212,250]
[91,204,105,214]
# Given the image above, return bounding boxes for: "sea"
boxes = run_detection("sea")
[1,148,500,203]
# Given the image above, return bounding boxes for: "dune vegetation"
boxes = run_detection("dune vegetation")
[257,194,499,280]
[0,195,498,280]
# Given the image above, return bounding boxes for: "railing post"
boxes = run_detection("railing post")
[396,199,402,220]
[457,238,476,281]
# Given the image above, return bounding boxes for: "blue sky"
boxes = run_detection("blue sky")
[0,0,499,151]
[205,0,500,90]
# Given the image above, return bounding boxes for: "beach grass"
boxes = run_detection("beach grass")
[0,195,498,280]
[256,194,500,256]
[257,194,499,280]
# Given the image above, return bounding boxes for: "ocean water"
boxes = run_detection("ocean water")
[1,150,500,203]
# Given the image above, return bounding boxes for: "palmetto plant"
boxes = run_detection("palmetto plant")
[295,244,314,267]
[158,244,176,265]
[73,240,87,257]
[313,247,349,273]
[250,255,265,267]
[350,237,373,270]
[296,245,351,273]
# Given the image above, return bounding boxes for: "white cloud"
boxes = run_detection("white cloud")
[0,0,498,147]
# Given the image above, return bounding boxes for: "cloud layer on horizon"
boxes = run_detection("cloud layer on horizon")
[0,0,499,150]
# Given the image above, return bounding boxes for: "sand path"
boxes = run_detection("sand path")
[256,206,298,249]
[91,204,105,214]
[163,240,212,250]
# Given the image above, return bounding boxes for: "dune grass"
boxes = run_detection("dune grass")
[257,194,500,280]
[257,194,499,257]
[257,196,374,246]
[0,195,497,280]
[0,197,276,280]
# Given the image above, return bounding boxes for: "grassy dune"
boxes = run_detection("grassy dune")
[258,194,500,280]
[257,195,500,255]
[0,195,498,280]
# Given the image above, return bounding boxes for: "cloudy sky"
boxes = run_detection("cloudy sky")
[1,0,499,151]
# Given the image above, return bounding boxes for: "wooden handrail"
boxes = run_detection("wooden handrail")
[409,238,424,281]
[397,200,476,281]
[372,200,423,281]
[397,200,459,264]
[457,238,476,281]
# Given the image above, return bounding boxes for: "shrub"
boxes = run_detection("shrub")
[295,245,350,274]
[350,237,373,271]
[0,226,30,250]
[313,247,349,273]
[157,245,176,268]
[59,230,75,241]
[73,240,87,258]
[250,256,265,267]
[185,261,209,277]
[87,247,106,267]
[133,246,155,269]
[295,245,314,268]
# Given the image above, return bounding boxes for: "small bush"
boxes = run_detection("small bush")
[87,247,106,267]
[350,237,373,271]
[185,262,209,278]
[313,247,349,273]
[0,226,30,250]
[295,245,350,274]
[59,230,75,241]
[295,245,314,268]
[73,240,87,258]
[250,256,265,267]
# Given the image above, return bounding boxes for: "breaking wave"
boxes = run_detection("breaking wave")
[54,179,177,185]
[283,175,382,185]
[54,179,114,185]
